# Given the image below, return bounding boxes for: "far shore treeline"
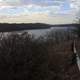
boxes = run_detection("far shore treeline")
[0,23,79,32]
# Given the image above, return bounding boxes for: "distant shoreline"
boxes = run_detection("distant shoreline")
[0,23,79,32]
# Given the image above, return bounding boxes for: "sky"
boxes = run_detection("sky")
[0,0,80,24]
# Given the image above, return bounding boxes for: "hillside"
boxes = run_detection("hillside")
[0,23,79,32]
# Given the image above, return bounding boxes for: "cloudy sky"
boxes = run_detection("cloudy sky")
[0,0,80,24]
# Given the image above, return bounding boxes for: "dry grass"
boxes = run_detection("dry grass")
[0,32,79,80]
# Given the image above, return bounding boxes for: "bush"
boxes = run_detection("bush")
[0,30,79,80]
[0,32,48,80]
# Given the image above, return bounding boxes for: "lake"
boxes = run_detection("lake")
[27,26,75,37]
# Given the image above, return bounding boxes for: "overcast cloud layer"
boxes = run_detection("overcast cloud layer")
[0,0,79,24]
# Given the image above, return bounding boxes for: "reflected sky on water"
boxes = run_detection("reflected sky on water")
[27,26,75,37]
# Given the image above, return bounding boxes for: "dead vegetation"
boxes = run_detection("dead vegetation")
[0,29,79,80]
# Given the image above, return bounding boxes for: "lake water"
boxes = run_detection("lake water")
[27,26,74,37]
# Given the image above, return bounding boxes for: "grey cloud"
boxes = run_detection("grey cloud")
[21,0,66,6]
[0,0,66,6]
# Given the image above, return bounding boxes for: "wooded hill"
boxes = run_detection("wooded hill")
[0,23,79,32]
